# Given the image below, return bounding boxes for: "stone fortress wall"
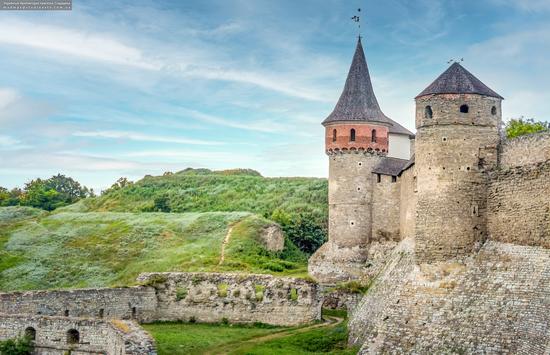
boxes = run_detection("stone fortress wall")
[0,272,321,354]
[0,287,158,323]
[137,272,321,326]
[487,131,550,248]
[349,238,550,354]
[0,313,155,355]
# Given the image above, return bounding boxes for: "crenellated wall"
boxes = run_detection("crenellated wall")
[499,131,550,168]
[136,272,321,326]
[0,313,156,355]
[0,287,158,323]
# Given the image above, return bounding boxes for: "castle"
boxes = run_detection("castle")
[309,37,550,284]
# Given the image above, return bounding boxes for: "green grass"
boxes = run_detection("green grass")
[230,321,358,355]
[0,207,307,291]
[142,315,358,355]
[142,322,283,355]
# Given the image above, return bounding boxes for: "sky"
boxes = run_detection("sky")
[1,0,550,192]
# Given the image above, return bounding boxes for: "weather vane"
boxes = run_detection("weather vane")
[447,58,464,64]
[351,8,361,37]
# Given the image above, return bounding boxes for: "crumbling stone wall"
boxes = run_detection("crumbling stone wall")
[398,165,416,239]
[372,174,400,242]
[499,131,550,168]
[0,287,158,323]
[415,94,501,263]
[136,272,321,326]
[349,238,550,354]
[0,313,156,355]
[488,161,550,248]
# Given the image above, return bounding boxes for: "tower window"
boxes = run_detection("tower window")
[332,129,337,142]
[460,104,469,113]
[67,329,80,344]
[425,106,433,119]
[371,129,377,143]
[25,327,36,341]
[491,106,497,115]
[350,128,356,142]
[377,174,381,183]
[392,176,397,183]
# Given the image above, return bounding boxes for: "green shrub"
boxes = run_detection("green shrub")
[254,284,265,301]
[289,288,298,301]
[217,283,228,297]
[175,287,188,301]
[0,336,34,355]
[505,118,549,138]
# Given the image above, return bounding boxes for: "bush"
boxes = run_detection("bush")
[175,287,188,301]
[505,118,549,138]
[0,336,34,355]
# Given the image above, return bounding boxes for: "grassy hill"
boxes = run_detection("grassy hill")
[79,168,327,218]
[0,206,307,291]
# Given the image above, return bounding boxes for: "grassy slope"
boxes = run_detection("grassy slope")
[0,207,306,291]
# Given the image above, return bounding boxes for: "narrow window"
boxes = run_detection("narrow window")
[332,129,337,142]
[425,105,433,119]
[371,129,377,143]
[350,128,356,142]
[392,176,397,183]
[64,310,69,317]
[460,104,469,113]
[99,309,104,318]
[67,329,79,344]
[132,306,137,318]
[491,106,497,115]
[24,327,36,341]
[377,174,381,183]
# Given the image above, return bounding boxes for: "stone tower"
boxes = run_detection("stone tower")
[414,62,503,263]
[309,38,411,283]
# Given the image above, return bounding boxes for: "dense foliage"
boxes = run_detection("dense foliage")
[0,174,94,211]
[85,168,328,255]
[0,336,33,355]
[505,118,549,138]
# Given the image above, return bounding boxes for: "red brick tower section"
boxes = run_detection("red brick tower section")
[309,37,409,284]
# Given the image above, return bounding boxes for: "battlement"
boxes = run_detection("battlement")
[325,123,389,155]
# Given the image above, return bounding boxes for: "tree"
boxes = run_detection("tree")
[20,179,64,211]
[0,335,34,355]
[271,210,327,255]
[505,118,549,138]
[43,174,92,203]
[105,177,133,194]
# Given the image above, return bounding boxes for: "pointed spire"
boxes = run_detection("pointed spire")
[323,38,393,126]
[416,62,503,99]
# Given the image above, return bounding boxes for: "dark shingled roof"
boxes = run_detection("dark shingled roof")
[323,38,414,137]
[398,155,415,176]
[372,157,410,177]
[416,62,503,99]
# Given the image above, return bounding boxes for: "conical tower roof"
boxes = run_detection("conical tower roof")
[323,37,389,125]
[323,38,413,136]
[416,62,503,99]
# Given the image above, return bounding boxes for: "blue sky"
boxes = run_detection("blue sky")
[1,0,549,191]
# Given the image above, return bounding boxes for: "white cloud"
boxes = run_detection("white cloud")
[0,20,160,70]
[0,88,19,110]
[177,108,287,133]
[0,135,31,151]
[490,0,550,12]
[72,130,224,145]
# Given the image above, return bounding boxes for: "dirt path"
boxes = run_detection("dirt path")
[218,226,234,266]
[203,316,344,355]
